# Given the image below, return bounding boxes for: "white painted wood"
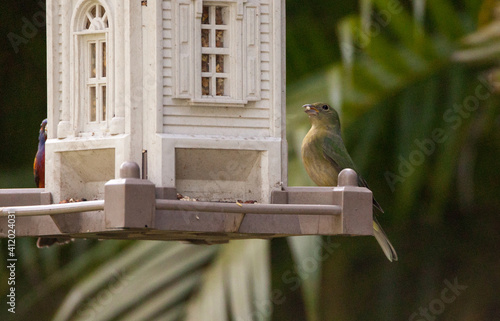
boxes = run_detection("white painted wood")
[46,0,286,204]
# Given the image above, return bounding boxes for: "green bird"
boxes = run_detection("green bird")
[301,102,398,262]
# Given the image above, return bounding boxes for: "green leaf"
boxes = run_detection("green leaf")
[186,240,271,321]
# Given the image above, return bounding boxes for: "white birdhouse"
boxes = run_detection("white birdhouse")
[45,0,286,203]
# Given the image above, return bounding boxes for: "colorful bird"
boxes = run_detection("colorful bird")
[34,119,47,188]
[301,102,398,261]
[33,119,71,248]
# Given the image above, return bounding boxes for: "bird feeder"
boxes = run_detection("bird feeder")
[0,0,374,243]
[45,0,285,204]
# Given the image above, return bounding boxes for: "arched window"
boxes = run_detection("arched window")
[84,4,109,30]
[73,2,110,133]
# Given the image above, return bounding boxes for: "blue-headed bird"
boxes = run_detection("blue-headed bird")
[33,119,71,248]
[301,103,398,261]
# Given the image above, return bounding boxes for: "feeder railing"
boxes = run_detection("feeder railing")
[0,200,105,217]
[1,200,340,217]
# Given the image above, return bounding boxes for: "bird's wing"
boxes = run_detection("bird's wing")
[322,134,384,213]
[321,134,355,173]
[360,174,384,213]
[34,156,40,187]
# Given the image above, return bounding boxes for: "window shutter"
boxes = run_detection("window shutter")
[175,1,193,98]
[244,4,260,101]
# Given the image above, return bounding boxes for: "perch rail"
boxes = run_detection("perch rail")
[0,200,341,217]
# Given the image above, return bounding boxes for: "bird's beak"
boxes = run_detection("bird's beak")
[303,104,319,116]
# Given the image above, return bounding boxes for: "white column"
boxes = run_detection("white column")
[110,0,125,134]
[57,0,73,138]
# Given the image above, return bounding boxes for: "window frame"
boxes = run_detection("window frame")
[85,35,107,125]
[200,5,231,98]
[72,1,112,134]
[174,0,260,107]
[192,1,243,105]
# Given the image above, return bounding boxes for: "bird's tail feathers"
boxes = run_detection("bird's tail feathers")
[373,218,398,262]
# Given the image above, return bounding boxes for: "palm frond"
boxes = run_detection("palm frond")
[287,236,322,321]
[54,242,219,321]
[185,240,270,321]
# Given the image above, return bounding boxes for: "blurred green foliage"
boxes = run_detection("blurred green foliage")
[0,1,47,179]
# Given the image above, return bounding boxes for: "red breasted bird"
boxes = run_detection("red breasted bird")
[33,119,71,248]
[301,102,398,262]
[34,119,47,188]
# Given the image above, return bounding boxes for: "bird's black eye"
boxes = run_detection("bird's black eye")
[322,105,329,110]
